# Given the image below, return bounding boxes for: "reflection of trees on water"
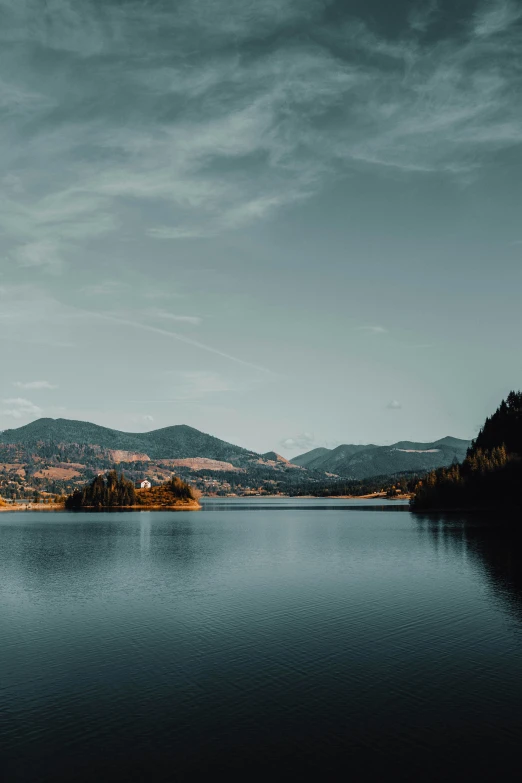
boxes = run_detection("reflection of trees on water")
[414,512,522,616]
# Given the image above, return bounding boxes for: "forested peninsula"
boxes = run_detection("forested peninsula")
[411,392,522,511]
[65,471,200,510]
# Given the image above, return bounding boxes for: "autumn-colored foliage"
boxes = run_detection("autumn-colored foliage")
[65,471,198,509]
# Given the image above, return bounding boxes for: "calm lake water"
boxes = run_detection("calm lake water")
[2,499,522,781]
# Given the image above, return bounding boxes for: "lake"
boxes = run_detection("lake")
[2,500,522,781]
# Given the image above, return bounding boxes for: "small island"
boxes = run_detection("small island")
[65,471,201,511]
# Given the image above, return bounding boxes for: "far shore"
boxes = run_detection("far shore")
[1,495,413,512]
[0,503,65,512]
[202,493,411,501]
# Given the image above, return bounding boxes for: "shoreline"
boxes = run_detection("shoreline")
[201,494,411,501]
[0,501,201,512]
[0,504,65,512]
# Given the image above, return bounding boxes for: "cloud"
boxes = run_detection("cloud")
[387,400,402,410]
[279,433,317,451]
[0,0,521,264]
[13,380,57,390]
[0,286,265,370]
[356,326,388,334]
[473,0,522,37]
[72,308,270,372]
[409,1,438,33]
[143,414,154,423]
[12,241,64,273]
[1,397,42,419]
[152,311,202,326]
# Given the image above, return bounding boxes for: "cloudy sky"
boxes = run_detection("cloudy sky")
[1,0,521,455]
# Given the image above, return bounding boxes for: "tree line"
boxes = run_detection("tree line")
[65,471,196,509]
[412,391,522,510]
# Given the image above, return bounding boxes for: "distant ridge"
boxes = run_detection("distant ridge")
[301,444,379,471]
[292,437,471,478]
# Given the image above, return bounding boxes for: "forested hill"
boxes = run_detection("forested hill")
[292,437,470,478]
[0,418,255,461]
[290,447,332,467]
[0,417,474,500]
[412,392,522,511]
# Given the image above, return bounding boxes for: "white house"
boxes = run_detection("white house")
[136,479,152,489]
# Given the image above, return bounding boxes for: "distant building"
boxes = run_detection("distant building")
[136,479,152,489]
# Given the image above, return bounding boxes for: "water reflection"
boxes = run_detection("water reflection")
[140,515,151,554]
[414,511,522,619]
[0,512,203,598]
[3,507,522,781]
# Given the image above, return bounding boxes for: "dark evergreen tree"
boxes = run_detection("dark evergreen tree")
[65,471,138,509]
[412,392,522,511]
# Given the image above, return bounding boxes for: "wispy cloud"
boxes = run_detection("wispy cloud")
[1,397,42,419]
[12,241,64,273]
[279,433,318,452]
[151,311,202,326]
[387,400,403,410]
[72,307,271,373]
[279,433,342,453]
[0,285,266,371]
[0,0,520,265]
[408,0,439,33]
[13,380,57,390]
[473,0,522,37]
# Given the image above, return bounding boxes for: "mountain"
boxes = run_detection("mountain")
[290,447,332,467]
[0,418,254,462]
[300,444,379,471]
[292,437,470,479]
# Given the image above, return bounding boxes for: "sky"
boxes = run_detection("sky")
[0,0,521,456]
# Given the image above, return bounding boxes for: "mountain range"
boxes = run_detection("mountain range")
[0,418,471,498]
[292,437,471,479]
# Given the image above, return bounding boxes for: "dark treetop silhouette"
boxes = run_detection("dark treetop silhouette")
[412,392,522,511]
